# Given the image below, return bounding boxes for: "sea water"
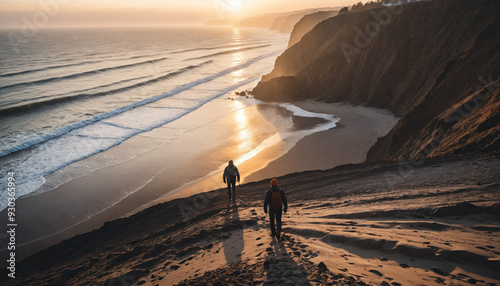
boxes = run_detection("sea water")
[0,26,292,211]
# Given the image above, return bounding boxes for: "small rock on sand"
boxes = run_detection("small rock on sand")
[431,267,447,276]
[317,262,329,272]
[369,269,383,276]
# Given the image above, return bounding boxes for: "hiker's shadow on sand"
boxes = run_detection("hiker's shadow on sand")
[223,201,244,264]
[264,238,312,286]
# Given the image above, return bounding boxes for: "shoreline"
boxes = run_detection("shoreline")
[0,99,398,262]
[154,101,399,207]
[246,101,399,181]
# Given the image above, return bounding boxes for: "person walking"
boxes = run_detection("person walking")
[264,178,287,240]
[223,160,240,201]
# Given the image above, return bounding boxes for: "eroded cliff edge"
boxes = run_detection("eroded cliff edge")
[253,0,500,161]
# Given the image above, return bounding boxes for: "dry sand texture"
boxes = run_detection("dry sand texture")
[4,155,498,286]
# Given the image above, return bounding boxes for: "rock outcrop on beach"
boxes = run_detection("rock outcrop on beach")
[253,0,500,160]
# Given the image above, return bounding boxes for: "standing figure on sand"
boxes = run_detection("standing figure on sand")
[264,178,288,240]
[223,160,240,201]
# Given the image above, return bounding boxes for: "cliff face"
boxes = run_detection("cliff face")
[287,10,339,48]
[367,77,500,161]
[238,9,338,34]
[270,12,312,33]
[253,0,500,161]
[237,9,318,31]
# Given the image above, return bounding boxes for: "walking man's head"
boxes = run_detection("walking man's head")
[270,178,278,186]
[228,160,234,166]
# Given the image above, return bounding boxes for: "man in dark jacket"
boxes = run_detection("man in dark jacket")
[264,178,287,240]
[223,160,240,201]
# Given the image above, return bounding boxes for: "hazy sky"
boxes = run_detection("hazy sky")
[0,0,358,28]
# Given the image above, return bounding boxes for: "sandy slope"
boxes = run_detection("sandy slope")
[154,186,500,286]
[1,155,499,285]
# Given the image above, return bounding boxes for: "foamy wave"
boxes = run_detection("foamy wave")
[0,52,165,78]
[0,61,211,115]
[0,57,168,91]
[0,54,271,158]
[280,103,340,133]
[187,44,272,60]
[0,53,272,211]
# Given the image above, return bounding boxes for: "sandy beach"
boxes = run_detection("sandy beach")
[246,101,399,181]
[3,154,498,285]
[0,97,398,262]
[158,101,398,204]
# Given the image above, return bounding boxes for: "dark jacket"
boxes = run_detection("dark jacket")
[223,165,240,182]
[264,186,288,212]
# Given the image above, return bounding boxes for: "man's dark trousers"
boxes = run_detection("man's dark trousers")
[227,177,236,200]
[269,208,282,235]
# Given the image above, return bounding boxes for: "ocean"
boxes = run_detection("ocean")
[0,26,291,211]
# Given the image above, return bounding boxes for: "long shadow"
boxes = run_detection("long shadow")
[313,218,500,282]
[264,238,312,285]
[222,201,244,265]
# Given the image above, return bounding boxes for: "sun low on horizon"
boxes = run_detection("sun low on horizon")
[0,0,499,284]
[0,0,358,28]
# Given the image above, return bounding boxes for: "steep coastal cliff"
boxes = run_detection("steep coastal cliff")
[235,8,338,34]
[253,0,500,161]
[287,10,339,47]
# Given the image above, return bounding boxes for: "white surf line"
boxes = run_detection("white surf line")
[38,76,261,179]
[234,102,340,166]
[10,75,260,202]
[0,78,267,246]
[0,52,281,211]
[0,53,276,158]
[134,102,341,210]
